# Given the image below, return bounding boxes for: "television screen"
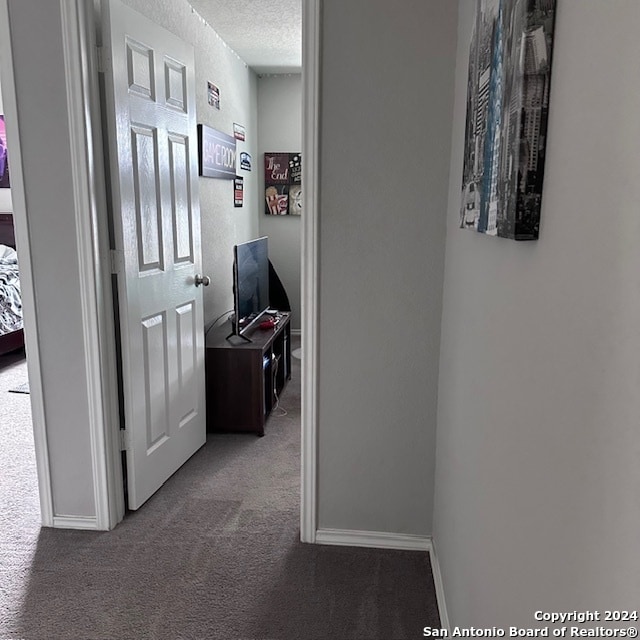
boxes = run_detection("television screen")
[233,236,269,336]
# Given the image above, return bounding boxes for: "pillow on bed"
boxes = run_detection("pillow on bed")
[0,243,18,264]
[0,242,21,333]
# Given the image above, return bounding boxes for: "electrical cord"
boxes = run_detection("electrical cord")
[205,308,233,340]
[271,356,288,417]
[272,390,287,417]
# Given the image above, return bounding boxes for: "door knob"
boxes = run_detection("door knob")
[194,274,210,287]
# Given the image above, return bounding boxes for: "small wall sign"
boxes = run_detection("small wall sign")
[207,82,220,109]
[233,123,246,141]
[234,176,244,207]
[240,152,252,171]
[197,125,236,179]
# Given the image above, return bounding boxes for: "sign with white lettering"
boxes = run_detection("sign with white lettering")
[264,152,302,216]
[197,124,236,179]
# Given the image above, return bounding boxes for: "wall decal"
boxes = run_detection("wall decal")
[460,0,557,240]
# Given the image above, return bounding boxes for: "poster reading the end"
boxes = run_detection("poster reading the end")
[264,152,301,216]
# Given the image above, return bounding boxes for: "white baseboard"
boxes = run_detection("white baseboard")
[429,537,450,631]
[52,515,99,530]
[315,527,432,551]
[315,528,449,629]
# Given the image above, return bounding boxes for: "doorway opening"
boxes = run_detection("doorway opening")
[0,0,319,539]
[96,0,318,541]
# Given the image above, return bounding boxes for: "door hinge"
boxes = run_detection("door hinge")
[110,249,124,274]
[96,46,106,73]
[119,429,128,451]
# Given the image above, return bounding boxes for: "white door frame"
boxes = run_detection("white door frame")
[60,0,125,529]
[300,0,321,544]
[0,0,54,527]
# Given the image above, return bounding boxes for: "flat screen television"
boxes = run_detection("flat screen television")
[230,236,270,339]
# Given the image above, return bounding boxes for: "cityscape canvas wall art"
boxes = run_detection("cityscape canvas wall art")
[460,0,556,240]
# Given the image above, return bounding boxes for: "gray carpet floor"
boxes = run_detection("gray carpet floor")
[0,338,440,639]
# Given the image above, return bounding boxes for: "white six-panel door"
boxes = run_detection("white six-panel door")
[101,0,206,509]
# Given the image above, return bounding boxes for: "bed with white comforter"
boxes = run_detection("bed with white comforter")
[0,243,22,335]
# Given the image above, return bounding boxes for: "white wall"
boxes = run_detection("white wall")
[317,0,457,536]
[122,0,259,327]
[258,74,301,331]
[434,0,640,625]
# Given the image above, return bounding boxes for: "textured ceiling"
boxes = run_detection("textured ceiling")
[188,0,302,74]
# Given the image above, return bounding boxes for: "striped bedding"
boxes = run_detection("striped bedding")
[0,244,22,335]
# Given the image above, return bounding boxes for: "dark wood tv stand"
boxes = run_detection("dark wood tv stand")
[205,312,291,436]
